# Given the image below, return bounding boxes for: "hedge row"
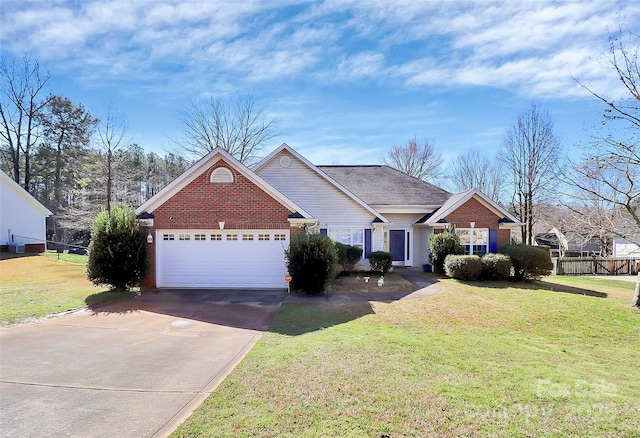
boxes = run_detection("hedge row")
[443,246,552,281]
[444,253,511,281]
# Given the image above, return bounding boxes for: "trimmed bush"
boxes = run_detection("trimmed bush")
[429,232,464,273]
[444,255,482,280]
[87,206,148,291]
[369,251,393,274]
[335,242,363,273]
[481,253,512,280]
[503,245,553,280]
[285,233,337,294]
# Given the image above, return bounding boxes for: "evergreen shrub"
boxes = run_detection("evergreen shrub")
[87,206,148,291]
[285,233,337,294]
[444,255,483,280]
[369,251,393,274]
[503,245,553,280]
[428,232,464,273]
[480,253,512,280]
[335,242,363,273]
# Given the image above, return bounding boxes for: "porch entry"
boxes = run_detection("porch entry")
[389,229,413,266]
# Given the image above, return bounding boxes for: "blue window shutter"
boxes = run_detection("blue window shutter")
[365,229,372,258]
[489,229,498,253]
[320,228,327,236]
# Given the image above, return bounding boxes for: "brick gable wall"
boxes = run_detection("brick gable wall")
[445,197,500,229]
[437,196,512,252]
[140,160,295,288]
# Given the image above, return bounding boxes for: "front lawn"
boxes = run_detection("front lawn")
[173,277,640,437]
[0,253,131,325]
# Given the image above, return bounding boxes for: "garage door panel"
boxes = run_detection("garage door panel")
[157,229,289,289]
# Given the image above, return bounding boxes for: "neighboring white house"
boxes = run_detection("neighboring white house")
[612,238,640,258]
[0,169,52,253]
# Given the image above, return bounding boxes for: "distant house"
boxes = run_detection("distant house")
[535,227,603,257]
[0,169,52,253]
[136,143,522,289]
[612,238,640,258]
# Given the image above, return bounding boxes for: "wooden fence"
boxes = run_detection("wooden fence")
[554,257,640,275]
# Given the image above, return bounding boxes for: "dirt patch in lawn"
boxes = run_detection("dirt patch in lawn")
[328,272,414,295]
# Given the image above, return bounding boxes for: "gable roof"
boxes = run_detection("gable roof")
[423,188,521,226]
[254,143,389,223]
[318,165,451,206]
[135,147,312,218]
[0,169,53,216]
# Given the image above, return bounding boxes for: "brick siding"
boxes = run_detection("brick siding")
[140,160,296,288]
[0,243,46,253]
[441,196,512,252]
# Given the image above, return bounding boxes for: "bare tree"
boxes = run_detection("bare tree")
[94,104,128,212]
[383,136,443,182]
[501,103,562,245]
[567,30,640,251]
[174,95,277,165]
[0,56,52,191]
[447,149,503,202]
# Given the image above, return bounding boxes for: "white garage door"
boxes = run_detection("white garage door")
[156,230,289,289]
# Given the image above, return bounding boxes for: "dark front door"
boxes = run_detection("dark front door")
[390,230,405,262]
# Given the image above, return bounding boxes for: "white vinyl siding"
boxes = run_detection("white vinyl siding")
[257,152,375,226]
[415,227,432,266]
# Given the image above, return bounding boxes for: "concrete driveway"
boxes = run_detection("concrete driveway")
[0,289,284,438]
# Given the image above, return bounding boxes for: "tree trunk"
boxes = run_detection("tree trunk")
[106,149,112,213]
[632,272,640,308]
[54,129,65,209]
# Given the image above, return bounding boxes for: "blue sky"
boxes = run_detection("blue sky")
[2,0,638,167]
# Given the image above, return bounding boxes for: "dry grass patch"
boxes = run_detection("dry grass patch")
[328,272,414,295]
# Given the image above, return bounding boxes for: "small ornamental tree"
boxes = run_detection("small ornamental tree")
[285,233,336,294]
[428,231,464,273]
[335,242,363,273]
[87,206,148,291]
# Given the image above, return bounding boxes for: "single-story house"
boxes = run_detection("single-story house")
[136,144,521,289]
[0,169,53,253]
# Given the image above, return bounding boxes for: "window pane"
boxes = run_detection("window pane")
[473,245,487,256]
[352,229,364,244]
[457,229,470,245]
[475,229,488,245]
[339,229,351,245]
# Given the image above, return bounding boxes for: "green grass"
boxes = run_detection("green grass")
[172,278,640,437]
[540,275,636,300]
[42,251,89,264]
[0,254,131,325]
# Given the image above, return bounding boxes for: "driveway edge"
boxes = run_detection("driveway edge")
[151,330,263,438]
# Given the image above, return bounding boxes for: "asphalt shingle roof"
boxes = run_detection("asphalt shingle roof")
[318,165,451,206]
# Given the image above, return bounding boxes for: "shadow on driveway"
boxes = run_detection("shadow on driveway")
[87,288,286,331]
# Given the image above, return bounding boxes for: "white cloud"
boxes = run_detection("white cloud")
[337,52,384,78]
[1,0,638,102]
